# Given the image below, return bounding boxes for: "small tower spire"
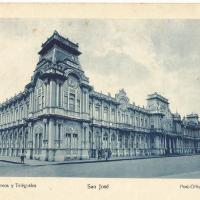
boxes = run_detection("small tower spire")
[53,30,59,35]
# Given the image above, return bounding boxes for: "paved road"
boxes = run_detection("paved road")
[1,155,200,178]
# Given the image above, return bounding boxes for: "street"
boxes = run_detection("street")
[1,155,200,178]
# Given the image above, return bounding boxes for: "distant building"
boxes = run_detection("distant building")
[0,31,200,161]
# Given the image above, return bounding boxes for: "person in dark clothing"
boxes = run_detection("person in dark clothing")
[105,149,108,161]
[98,149,101,160]
[108,149,112,159]
[20,150,25,164]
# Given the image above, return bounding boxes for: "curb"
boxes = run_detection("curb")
[0,154,199,166]
[48,154,196,166]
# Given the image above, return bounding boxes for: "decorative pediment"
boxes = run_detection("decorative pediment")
[115,89,129,111]
[33,123,43,134]
[63,122,80,134]
[64,69,82,81]
[68,75,79,88]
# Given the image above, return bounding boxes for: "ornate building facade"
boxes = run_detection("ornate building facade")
[0,31,200,161]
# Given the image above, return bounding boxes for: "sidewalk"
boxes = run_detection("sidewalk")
[0,154,197,166]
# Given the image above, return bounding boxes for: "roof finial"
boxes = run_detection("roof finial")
[53,30,59,35]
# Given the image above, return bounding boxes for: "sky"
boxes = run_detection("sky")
[0,19,200,117]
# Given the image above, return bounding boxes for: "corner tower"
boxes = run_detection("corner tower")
[25,31,92,161]
[38,30,81,67]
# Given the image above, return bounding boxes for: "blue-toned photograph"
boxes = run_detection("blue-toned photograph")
[0,19,200,178]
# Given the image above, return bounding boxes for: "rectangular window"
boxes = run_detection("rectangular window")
[141,118,143,127]
[126,115,128,124]
[95,106,100,119]
[122,114,125,123]
[69,93,75,111]
[125,135,129,148]
[66,134,71,148]
[111,109,115,122]
[73,134,78,149]
[103,107,108,121]
[131,116,134,125]
[136,117,139,127]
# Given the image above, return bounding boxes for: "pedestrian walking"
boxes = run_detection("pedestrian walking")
[105,149,108,161]
[20,150,25,164]
[98,149,101,160]
[108,149,112,159]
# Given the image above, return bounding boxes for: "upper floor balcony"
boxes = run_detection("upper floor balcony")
[91,119,150,133]
[92,119,117,128]
[30,107,90,122]
[0,119,27,130]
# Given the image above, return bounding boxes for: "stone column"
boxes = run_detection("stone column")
[43,119,48,148]
[92,99,95,119]
[29,92,32,113]
[32,90,35,113]
[60,83,63,108]
[54,121,64,161]
[49,79,56,108]
[101,100,103,120]
[108,129,111,149]
[81,124,89,159]
[116,130,119,157]
[122,133,125,156]
[134,133,137,156]
[139,134,142,155]
[49,80,53,107]
[129,133,133,156]
[56,81,59,108]
[85,90,89,114]
[48,118,55,161]
[45,80,49,107]
[55,121,59,148]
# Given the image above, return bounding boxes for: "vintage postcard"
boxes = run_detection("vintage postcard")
[0,3,200,200]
